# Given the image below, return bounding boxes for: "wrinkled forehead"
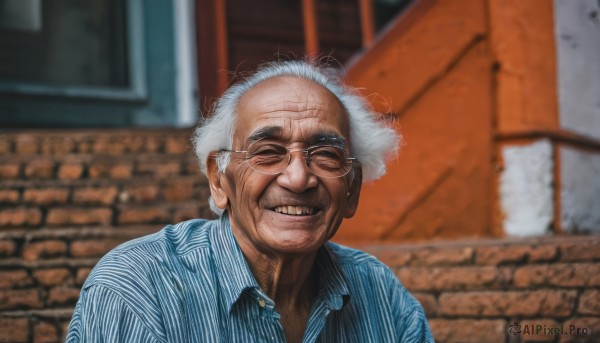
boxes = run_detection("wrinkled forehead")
[233,76,350,147]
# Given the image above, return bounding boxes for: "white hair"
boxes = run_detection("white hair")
[192,60,400,214]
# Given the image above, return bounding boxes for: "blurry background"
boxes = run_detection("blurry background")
[0,0,599,341]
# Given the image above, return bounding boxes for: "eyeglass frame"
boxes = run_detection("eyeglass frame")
[218,143,360,178]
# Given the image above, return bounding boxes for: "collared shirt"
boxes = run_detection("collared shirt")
[66,215,433,342]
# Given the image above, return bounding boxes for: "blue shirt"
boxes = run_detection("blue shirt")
[67,215,433,342]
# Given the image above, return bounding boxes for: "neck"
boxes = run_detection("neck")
[229,219,322,343]
[229,228,319,308]
[256,252,318,305]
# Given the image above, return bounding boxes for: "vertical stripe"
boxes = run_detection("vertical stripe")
[66,216,433,342]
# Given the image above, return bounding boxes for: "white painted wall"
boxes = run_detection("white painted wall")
[560,147,600,233]
[500,140,554,236]
[554,0,600,140]
[553,0,600,234]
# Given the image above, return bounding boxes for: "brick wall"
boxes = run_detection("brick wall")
[364,236,600,342]
[1,130,599,342]
[0,130,215,342]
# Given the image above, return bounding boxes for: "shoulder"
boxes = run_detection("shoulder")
[83,218,217,289]
[326,242,419,305]
[326,241,393,273]
[326,242,432,339]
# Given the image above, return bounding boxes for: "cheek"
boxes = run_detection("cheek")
[229,166,268,212]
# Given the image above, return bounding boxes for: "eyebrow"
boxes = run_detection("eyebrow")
[246,126,283,146]
[246,126,347,149]
[311,132,347,149]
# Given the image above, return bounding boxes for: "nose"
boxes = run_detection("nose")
[276,150,318,193]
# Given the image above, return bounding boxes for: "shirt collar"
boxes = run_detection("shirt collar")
[316,243,351,310]
[210,213,351,311]
[210,213,260,311]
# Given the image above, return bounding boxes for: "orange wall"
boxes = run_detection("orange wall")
[336,0,559,243]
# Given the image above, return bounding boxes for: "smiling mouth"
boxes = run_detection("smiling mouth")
[272,205,318,216]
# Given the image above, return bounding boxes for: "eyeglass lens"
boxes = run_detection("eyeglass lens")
[245,143,352,178]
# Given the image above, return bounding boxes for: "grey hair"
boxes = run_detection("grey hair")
[192,60,400,214]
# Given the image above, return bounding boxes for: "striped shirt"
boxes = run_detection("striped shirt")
[66,215,433,342]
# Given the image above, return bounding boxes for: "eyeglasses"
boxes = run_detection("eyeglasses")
[219,142,358,178]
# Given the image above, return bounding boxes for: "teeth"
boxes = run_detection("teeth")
[273,206,315,215]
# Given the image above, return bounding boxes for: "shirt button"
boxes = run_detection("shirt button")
[257,298,266,308]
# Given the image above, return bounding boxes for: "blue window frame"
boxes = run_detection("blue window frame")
[0,0,195,127]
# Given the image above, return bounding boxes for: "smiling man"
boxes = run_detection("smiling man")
[67,61,433,342]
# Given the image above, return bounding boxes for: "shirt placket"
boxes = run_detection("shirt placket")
[301,293,343,343]
[250,289,286,343]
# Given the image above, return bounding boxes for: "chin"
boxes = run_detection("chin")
[265,231,328,255]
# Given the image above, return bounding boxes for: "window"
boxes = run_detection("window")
[0,0,197,127]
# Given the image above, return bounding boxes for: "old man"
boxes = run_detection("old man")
[66,60,433,342]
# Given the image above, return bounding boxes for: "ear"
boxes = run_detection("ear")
[206,153,229,209]
[343,167,362,218]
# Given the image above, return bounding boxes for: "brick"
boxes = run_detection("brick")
[514,263,600,288]
[47,287,80,306]
[413,293,437,317]
[120,136,145,153]
[528,245,558,262]
[0,164,20,179]
[0,136,12,154]
[24,159,55,179]
[439,290,577,317]
[71,240,122,258]
[579,290,600,315]
[184,160,204,175]
[429,319,505,343]
[33,268,71,287]
[77,140,93,153]
[165,136,190,154]
[40,136,75,155]
[560,317,600,342]
[23,188,69,205]
[0,317,29,343]
[0,189,19,203]
[46,208,112,226]
[144,136,162,152]
[0,240,16,257]
[34,321,58,343]
[0,208,42,227]
[0,289,43,309]
[560,239,600,262]
[475,245,531,265]
[0,270,33,288]
[117,206,170,224]
[370,249,413,267]
[119,184,159,203]
[397,266,509,291]
[163,179,195,201]
[15,135,39,154]
[22,240,67,261]
[109,164,133,179]
[92,138,125,155]
[73,186,118,205]
[173,207,200,223]
[136,161,181,177]
[516,318,560,342]
[88,162,133,179]
[57,163,83,179]
[195,186,211,199]
[76,268,92,286]
[412,247,474,266]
